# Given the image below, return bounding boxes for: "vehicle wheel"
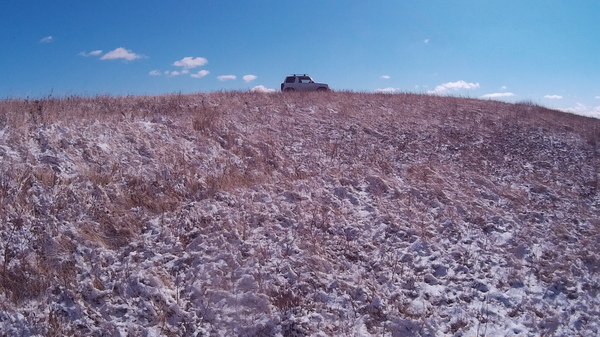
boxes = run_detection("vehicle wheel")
[284,87,295,92]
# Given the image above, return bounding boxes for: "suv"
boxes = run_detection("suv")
[280,74,330,92]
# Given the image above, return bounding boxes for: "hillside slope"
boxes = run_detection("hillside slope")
[0,92,599,336]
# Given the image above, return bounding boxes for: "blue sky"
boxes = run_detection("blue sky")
[1,0,599,117]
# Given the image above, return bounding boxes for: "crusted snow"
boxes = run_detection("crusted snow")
[0,92,598,336]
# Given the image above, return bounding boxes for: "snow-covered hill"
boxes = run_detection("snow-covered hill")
[0,92,598,336]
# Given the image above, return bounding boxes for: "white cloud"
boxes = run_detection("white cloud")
[427,80,480,95]
[79,50,103,57]
[562,103,600,119]
[251,85,277,93]
[39,36,54,43]
[218,75,236,81]
[162,70,185,77]
[243,74,257,83]
[481,92,515,98]
[595,96,600,99]
[173,57,208,69]
[150,58,208,79]
[380,75,391,79]
[500,86,508,90]
[191,70,210,79]
[544,95,563,99]
[100,47,142,61]
[376,87,398,93]
[423,39,430,44]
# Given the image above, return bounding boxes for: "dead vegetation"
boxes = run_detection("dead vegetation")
[0,91,599,335]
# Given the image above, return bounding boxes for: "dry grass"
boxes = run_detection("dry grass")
[0,91,599,335]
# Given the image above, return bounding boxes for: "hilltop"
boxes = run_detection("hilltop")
[0,92,598,336]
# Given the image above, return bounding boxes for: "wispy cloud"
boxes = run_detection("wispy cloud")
[243,75,257,83]
[380,75,391,79]
[191,70,210,79]
[251,85,277,93]
[595,96,600,99]
[218,75,236,81]
[100,47,143,61]
[562,103,600,119]
[79,50,103,57]
[481,92,515,98]
[544,95,563,99]
[423,39,430,44]
[173,57,208,69]
[39,36,54,43]
[152,57,209,78]
[164,70,190,77]
[376,87,398,93]
[427,80,479,95]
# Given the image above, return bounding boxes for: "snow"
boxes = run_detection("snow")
[0,92,598,335]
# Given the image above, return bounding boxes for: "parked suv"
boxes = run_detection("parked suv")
[280,74,330,92]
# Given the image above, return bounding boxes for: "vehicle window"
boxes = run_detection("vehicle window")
[299,77,312,84]
[285,77,295,83]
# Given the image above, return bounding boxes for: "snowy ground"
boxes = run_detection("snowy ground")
[0,92,598,336]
